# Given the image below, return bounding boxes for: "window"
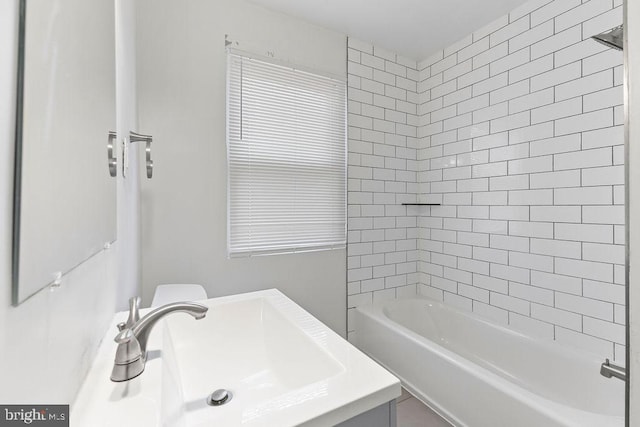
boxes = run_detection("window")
[226,53,346,256]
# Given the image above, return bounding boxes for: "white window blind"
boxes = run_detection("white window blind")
[227,53,346,256]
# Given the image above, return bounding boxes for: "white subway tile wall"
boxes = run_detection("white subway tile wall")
[416,0,624,360]
[347,38,421,325]
[346,0,625,362]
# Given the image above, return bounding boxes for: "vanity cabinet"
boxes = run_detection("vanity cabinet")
[337,400,397,427]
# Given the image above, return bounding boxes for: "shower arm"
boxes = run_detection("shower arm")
[591,25,624,51]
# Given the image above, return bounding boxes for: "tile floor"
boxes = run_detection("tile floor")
[396,388,451,427]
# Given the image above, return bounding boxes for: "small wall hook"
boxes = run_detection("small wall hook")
[129,131,152,144]
[107,131,117,177]
[145,140,153,179]
[129,131,154,179]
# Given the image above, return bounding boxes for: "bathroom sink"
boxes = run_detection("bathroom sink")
[72,289,399,427]
[162,289,398,426]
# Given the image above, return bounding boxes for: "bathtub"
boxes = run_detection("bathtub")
[352,297,625,427]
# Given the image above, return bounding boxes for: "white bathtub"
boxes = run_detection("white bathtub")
[352,297,625,427]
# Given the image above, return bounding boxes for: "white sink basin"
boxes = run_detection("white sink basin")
[73,289,399,427]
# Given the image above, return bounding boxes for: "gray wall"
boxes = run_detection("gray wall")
[135,0,348,335]
[0,0,140,403]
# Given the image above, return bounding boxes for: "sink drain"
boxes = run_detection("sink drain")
[207,389,233,406]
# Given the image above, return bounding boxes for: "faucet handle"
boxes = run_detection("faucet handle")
[126,296,141,327]
[116,296,141,332]
[114,328,135,344]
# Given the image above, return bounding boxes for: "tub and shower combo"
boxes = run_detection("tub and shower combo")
[350,26,627,427]
[352,297,625,427]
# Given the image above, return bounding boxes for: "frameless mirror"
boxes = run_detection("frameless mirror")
[12,0,116,305]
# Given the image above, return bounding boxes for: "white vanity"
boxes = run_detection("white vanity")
[72,289,400,426]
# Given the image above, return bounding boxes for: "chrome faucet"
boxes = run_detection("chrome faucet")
[110,297,208,382]
[600,358,626,382]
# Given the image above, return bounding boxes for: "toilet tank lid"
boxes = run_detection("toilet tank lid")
[151,284,208,307]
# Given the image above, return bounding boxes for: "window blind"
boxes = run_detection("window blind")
[227,53,346,256]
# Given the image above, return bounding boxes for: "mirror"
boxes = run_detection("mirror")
[12,0,116,305]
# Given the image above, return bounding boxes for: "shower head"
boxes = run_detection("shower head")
[591,25,624,51]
